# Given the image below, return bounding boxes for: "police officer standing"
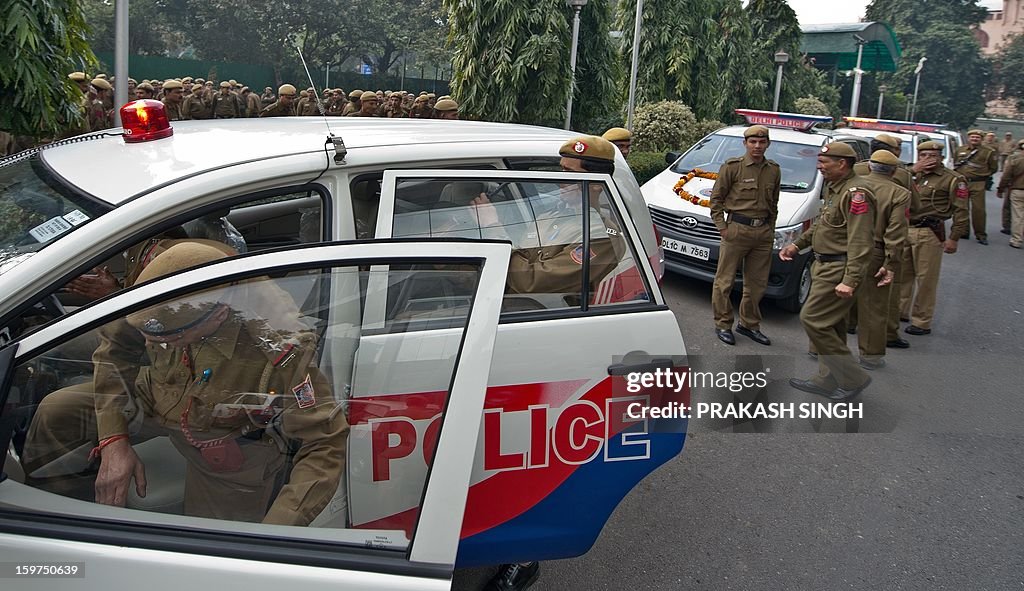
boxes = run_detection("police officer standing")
[259,84,297,117]
[602,127,632,158]
[781,142,876,401]
[954,129,998,244]
[710,125,780,346]
[852,150,909,369]
[161,80,185,121]
[900,141,969,336]
[997,140,1024,249]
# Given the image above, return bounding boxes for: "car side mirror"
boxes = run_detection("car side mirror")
[665,151,682,165]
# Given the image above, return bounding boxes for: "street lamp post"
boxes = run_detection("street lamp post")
[877,84,887,118]
[849,34,867,117]
[910,56,927,122]
[113,0,129,126]
[772,50,789,112]
[626,0,644,130]
[564,0,588,130]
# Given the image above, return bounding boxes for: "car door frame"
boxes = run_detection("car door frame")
[0,239,511,589]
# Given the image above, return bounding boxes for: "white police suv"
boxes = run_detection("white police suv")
[0,102,687,590]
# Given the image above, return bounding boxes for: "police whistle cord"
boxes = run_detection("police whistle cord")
[0,131,123,169]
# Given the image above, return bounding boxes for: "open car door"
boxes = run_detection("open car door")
[374,170,689,566]
[0,240,510,590]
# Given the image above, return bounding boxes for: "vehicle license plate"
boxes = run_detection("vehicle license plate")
[661,237,710,261]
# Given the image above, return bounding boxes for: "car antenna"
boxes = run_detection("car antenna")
[294,40,346,164]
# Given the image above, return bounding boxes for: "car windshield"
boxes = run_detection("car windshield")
[670,134,820,192]
[0,157,108,275]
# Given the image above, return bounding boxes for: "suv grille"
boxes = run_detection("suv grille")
[649,207,720,242]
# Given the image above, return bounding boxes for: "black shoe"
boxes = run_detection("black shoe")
[830,376,872,401]
[716,328,736,345]
[486,562,540,591]
[905,325,931,335]
[977,238,989,245]
[899,316,910,322]
[1002,229,1012,235]
[789,378,833,397]
[735,324,771,346]
[886,338,910,349]
[859,357,886,370]
[847,326,857,335]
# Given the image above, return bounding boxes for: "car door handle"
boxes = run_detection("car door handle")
[607,358,675,376]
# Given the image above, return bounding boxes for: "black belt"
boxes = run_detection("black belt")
[728,212,769,227]
[812,252,847,263]
[910,217,942,228]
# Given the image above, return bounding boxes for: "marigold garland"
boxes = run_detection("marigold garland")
[672,168,718,208]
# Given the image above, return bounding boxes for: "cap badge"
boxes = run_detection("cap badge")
[574,141,587,154]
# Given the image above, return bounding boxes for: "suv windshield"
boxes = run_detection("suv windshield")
[0,158,108,275]
[671,134,821,193]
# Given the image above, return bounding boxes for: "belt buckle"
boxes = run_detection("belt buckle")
[751,219,763,227]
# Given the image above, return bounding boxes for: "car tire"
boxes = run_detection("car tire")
[777,256,812,313]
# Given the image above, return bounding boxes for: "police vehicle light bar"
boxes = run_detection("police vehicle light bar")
[843,117,946,133]
[735,109,832,132]
[120,99,173,144]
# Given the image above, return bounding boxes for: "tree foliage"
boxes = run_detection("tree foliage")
[445,0,571,126]
[81,0,183,56]
[571,0,619,132]
[1,0,97,136]
[994,32,1024,110]
[865,0,990,128]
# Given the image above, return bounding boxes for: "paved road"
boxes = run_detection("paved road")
[456,186,1024,590]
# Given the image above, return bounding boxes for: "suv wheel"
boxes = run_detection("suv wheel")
[777,256,812,313]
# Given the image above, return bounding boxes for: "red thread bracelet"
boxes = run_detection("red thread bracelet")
[88,434,129,461]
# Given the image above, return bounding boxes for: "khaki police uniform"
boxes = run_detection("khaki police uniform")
[259,100,295,118]
[854,153,910,362]
[211,88,244,118]
[954,134,998,241]
[709,126,780,332]
[791,150,876,391]
[899,148,970,331]
[997,150,1024,248]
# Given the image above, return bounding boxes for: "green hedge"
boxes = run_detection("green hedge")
[627,151,670,186]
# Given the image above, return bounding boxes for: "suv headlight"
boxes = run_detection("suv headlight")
[773,223,804,250]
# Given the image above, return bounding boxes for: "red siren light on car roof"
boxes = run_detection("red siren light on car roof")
[119,99,174,143]
[734,109,832,132]
[842,116,946,133]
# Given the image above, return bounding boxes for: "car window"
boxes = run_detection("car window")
[6,188,325,345]
[671,134,819,192]
[6,260,483,549]
[389,177,653,313]
[0,157,109,276]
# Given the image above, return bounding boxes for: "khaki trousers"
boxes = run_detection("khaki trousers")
[968,181,987,240]
[1011,190,1024,247]
[800,260,870,390]
[23,385,281,521]
[856,250,888,359]
[886,250,905,341]
[712,223,772,330]
[899,227,944,329]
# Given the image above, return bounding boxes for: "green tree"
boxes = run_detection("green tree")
[445,0,571,126]
[616,0,763,121]
[994,32,1024,110]
[1,0,97,136]
[571,0,619,131]
[81,0,184,56]
[865,0,990,128]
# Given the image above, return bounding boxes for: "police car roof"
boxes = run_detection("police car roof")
[839,128,917,142]
[41,119,579,205]
[715,124,830,146]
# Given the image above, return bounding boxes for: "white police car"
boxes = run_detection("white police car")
[841,116,954,168]
[641,109,870,312]
[0,102,687,590]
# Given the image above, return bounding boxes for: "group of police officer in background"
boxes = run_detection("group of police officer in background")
[54,71,461,138]
[710,123,1016,402]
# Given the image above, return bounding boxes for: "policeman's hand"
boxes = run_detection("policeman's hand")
[943,239,958,254]
[912,160,936,174]
[778,244,798,261]
[95,438,146,507]
[471,194,499,227]
[65,266,119,300]
[875,266,894,287]
[834,283,855,299]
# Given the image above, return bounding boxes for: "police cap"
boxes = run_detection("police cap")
[967,129,984,137]
[278,84,297,96]
[917,140,943,152]
[869,150,901,166]
[162,80,184,90]
[874,133,900,149]
[559,136,617,163]
[602,127,632,142]
[433,99,458,111]
[219,81,231,88]
[819,142,857,158]
[68,72,87,82]
[349,89,364,99]
[743,125,770,139]
[91,78,112,91]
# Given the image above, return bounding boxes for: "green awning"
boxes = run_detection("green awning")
[800,22,902,72]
